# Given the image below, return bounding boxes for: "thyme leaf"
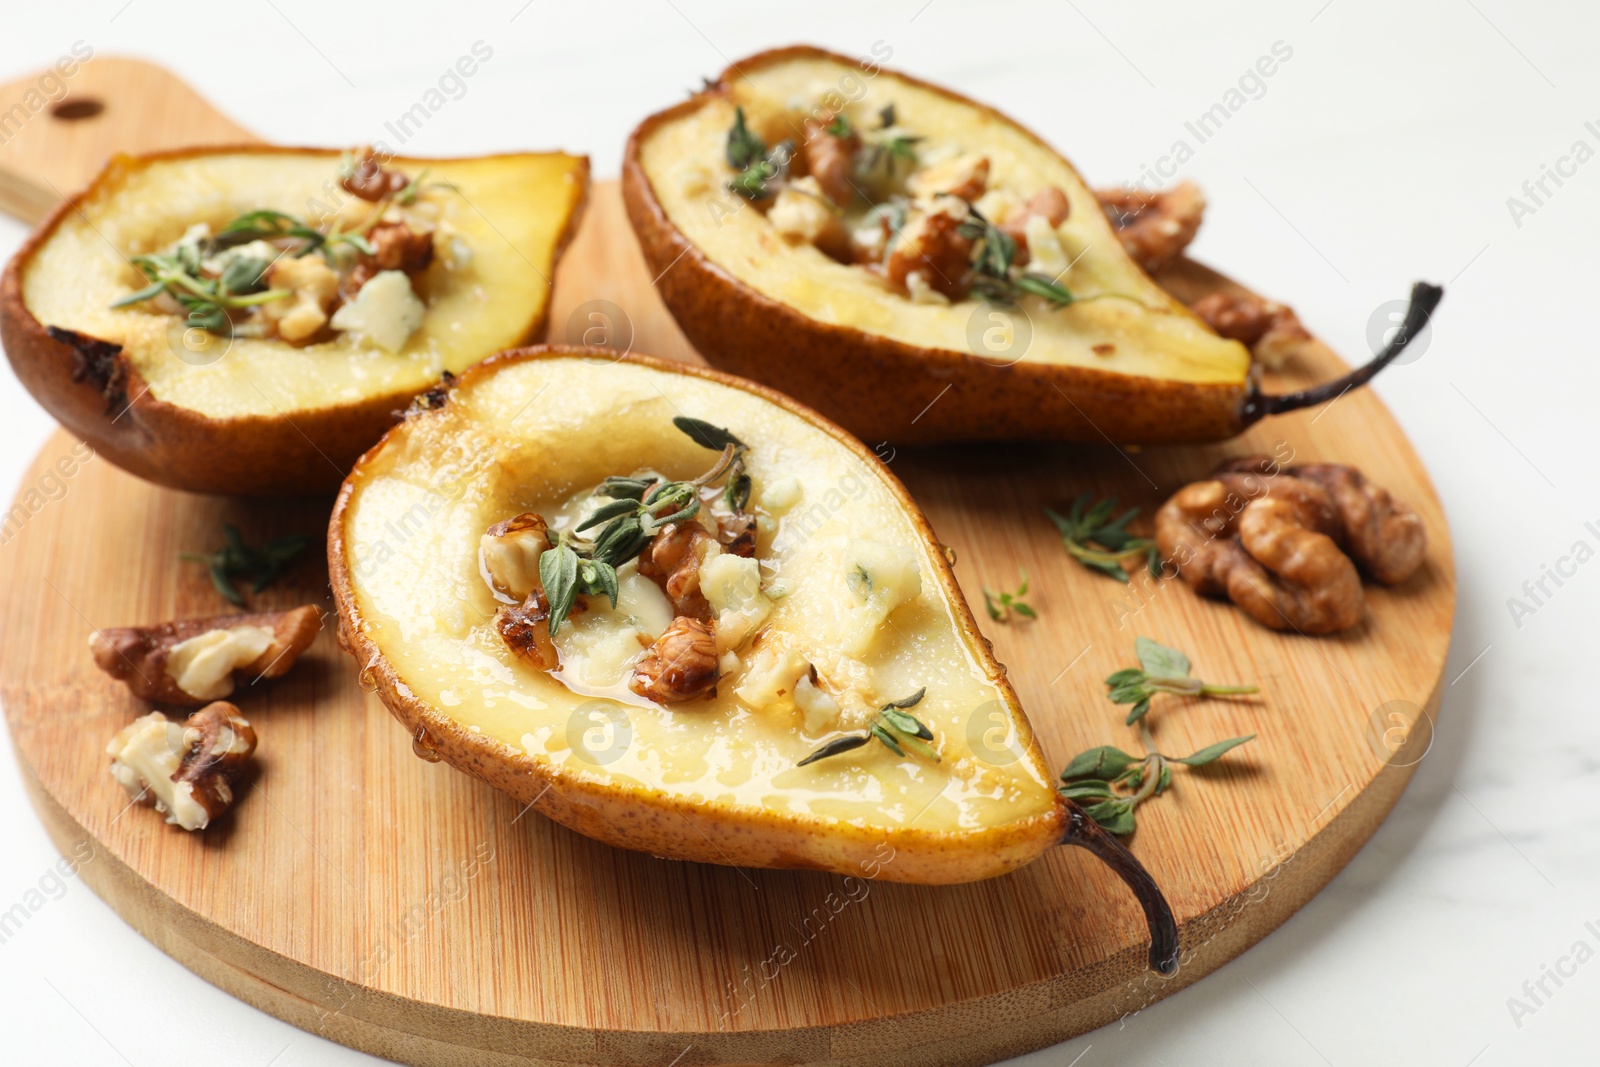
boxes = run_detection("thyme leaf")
[535,419,752,635]
[673,415,746,452]
[726,106,766,170]
[798,689,939,766]
[1060,719,1256,836]
[179,525,312,606]
[983,569,1035,622]
[958,208,1076,308]
[1105,637,1259,725]
[1058,637,1260,835]
[1044,493,1159,582]
[723,109,794,201]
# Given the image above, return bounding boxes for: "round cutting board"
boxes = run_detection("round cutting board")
[0,59,1453,1067]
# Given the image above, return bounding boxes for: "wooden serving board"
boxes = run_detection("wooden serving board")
[0,59,1453,1067]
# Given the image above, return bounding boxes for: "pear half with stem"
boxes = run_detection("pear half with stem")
[1,146,588,494]
[329,346,1177,973]
[623,44,1439,445]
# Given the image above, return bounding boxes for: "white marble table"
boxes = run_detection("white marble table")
[0,2,1593,1064]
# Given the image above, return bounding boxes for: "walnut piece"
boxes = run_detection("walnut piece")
[261,255,340,343]
[907,152,990,203]
[481,512,550,600]
[884,198,973,299]
[340,147,412,202]
[346,219,436,294]
[1156,458,1426,634]
[1190,290,1312,369]
[716,511,757,559]
[1095,180,1206,274]
[638,522,714,620]
[768,176,851,261]
[89,605,321,706]
[800,115,860,208]
[630,617,720,704]
[106,702,257,831]
[1157,472,1361,633]
[999,186,1071,262]
[495,589,560,671]
[1286,463,1428,585]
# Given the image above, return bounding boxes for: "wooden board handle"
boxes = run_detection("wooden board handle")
[0,54,257,224]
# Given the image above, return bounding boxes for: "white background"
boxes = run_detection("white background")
[1,2,1596,1064]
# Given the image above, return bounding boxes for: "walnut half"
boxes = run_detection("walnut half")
[90,604,321,706]
[106,702,257,831]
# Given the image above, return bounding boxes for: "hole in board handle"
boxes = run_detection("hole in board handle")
[51,98,104,121]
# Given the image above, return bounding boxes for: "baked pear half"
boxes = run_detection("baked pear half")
[330,347,1176,970]
[623,45,1439,445]
[2,146,588,494]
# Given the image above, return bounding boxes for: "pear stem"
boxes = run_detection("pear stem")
[1240,281,1444,425]
[1059,803,1180,975]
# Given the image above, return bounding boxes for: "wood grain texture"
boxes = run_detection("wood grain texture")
[0,55,1454,1067]
[0,55,257,223]
[0,184,1454,1067]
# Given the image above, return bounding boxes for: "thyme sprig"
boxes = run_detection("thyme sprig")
[724,106,794,201]
[859,130,921,176]
[180,524,313,606]
[1044,493,1159,583]
[983,570,1036,622]
[1059,637,1258,835]
[798,688,939,766]
[853,104,921,177]
[537,417,750,635]
[113,206,376,334]
[957,208,1076,309]
[1106,637,1260,724]
[1060,720,1255,836]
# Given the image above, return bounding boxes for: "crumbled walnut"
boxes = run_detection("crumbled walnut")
[767,176,851,260]
[260,255,340,343]
[1095,180,1206,274]
[716,511,757,558]
[1190,290,1312,369]
[638,522,714,620]
[907,152,990,203]
[346,220,436,294]
[341,147,412,202]
[801,116,860,207]
[1000,185,1071,259]
[481,512,550,600]
[89,605,321,705]
[495,589,560,670]
[884,198,973,299]
[106,702,257,831]
[630,617,720,703]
